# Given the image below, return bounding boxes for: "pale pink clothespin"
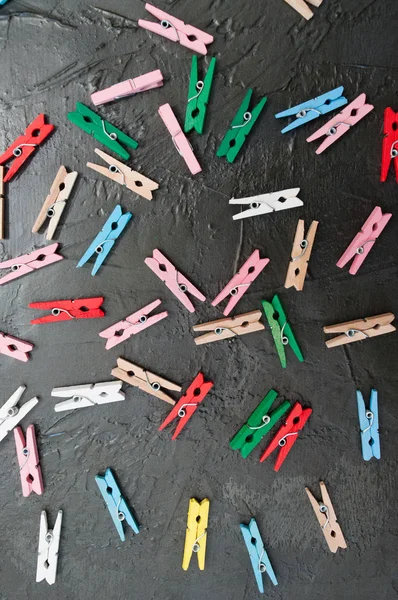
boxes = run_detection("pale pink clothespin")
[158,104,201,175]
[138,3,213,55]
[307,94,374,154]
[14,425,44,497]
[0,243,64,286]
[212,250,270,316]
[99,299,168,349]
[145,249,206,313]
[0,332,34,362]
[91,69,164,106]
[336,206,392,275]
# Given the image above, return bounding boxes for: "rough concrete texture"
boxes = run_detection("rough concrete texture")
[0,0,397,598]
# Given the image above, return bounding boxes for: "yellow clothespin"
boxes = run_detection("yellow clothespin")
[182,498,209,571]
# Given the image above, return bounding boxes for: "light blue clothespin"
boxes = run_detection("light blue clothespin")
[356,389,380,461]
[0,0,9,5]
[76,204,132,275]
[95,468,139,541]
[240,518,278,593]
[275,86,348,133]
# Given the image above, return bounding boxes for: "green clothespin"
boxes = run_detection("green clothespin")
[261,294,304,368]
[216,89,267,163]
[67,102,138,161]
[230,389,290,458]
[184,56,216,135]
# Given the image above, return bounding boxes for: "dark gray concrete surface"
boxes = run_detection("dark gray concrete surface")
[0,0,397,598]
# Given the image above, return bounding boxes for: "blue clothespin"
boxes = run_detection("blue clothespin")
[95,468,139,541]
[275,86,348,133]
[356,389,380,461]
[76,204,132,275]
[0,0,9,5]
[240,518,278,593]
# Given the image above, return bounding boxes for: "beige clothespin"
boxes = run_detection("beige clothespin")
[285,219,318,291]
[192,310,264,345]
[32,166,78,240]
[87,148,159,201]
[305,481,347,553]
[324,312,396,348]
[111,357,181,405]
[0,166,4,239]
[283,0,323,20]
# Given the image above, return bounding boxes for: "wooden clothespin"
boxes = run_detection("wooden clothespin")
[96,468,139,541]
[0,166,4,239]
[283,0,323,21]
[193,310,264,345]
[305,481,347,553]
[356,389,380,461]
[36,510,63,585]
[285,219,318,291]
[14,425,44,496]
[184,56,216,135]
[324,313,396,348]
[182,498,210,571]
[261,295,304,367]
[240,518,278,592]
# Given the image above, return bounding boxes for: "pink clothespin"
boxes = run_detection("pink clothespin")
[91,69,164,106]
[0,243,63,286]
[212,250,270,316]
[138,3,213,55]
[307,94,374,154]
[145,249,206,313]
[0,332,34,362]
[14,425,44,497]
[336,206,392,275]
[158,104,201,175]
[99,299,168,349]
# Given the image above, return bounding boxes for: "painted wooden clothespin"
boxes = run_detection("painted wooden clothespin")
[36,510,63,585]
[305,482,347,553]
[259,402,312,471]
[91,69,164,106]
[323,313,396,348]
[67,103,138,160]
[159,373,213,439]
[285,219,318,291]
[76,205,132,276]
[230,389,290,458]
[0,243,63,286]
[29,297,105,324]
[100,299,167,349]
[212,250,269,316]
[0,386,38,443]
[185,56,216,135]
[145,249,205,313]
[283,0,323,20]
[336,207,391,275]
[261,295,304,367]
[95,468,139,541]
[381,108,398,182]
[111,357,181,405]
[53,381,125,412]
[158,103,202,175]
[0,114,54,182]
[182,498,210,571]
[193,310,264,345]
[0,332,33,362]
[217,90,267,163]
[240,518,278,593]
[307,94,374,154]
[14,425,44,496]
[138,3,214,55]
[356,389,380,461]
[0,166,5,239]
[87,149,159,201]
[275,87,348,133]
[229,188,303,220]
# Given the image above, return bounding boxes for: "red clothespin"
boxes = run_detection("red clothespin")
[158,373,213,440]
[0,115,55,182]
[381,107,398,183]
[259,402,312,471]
[14,425,44,497]
[29,297,105,324]
[0,332,34,362]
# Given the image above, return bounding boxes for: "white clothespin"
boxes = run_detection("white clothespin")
[0,386,39,443]
[229,188,303,220]
[52,381,125,412]
[36,510,63,585]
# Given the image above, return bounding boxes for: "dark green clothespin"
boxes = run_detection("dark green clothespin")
[67,102,138,161]
[230,389,290,458]
[216,89,267,163]
[184,56,216,135]
[261,294,304,368]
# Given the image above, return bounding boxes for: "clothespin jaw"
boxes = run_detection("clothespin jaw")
[36,510,63,585]
[381,107,398,182]
[52,381,125,412]
[182,498,210,570]
[193,310,264,345]
[216,89,267,163]
[356,389,380,461]
[91,69,164,106]
[29,297,105,324]
[184,56,216,134]
[158,103,202,175]
[261,295,304,368]
[0,332,34,362]
[159,372,213,439]
[0,243,64,286]
[14,425,44,496]
[283,0,323,20]
[95,468,139,541]
[323,313,396,348]
[284,219,318,291]
[240,518,278,593]
[67,103,138,160]
[229,188,303,220]
[0,387,39,443]
[230,389,290,458]
[305,482,347,553]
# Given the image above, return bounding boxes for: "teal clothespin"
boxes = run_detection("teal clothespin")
[67,102,138,160]
[216,89,267,163]
[261,294,304,368]
[184,56,216,135]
